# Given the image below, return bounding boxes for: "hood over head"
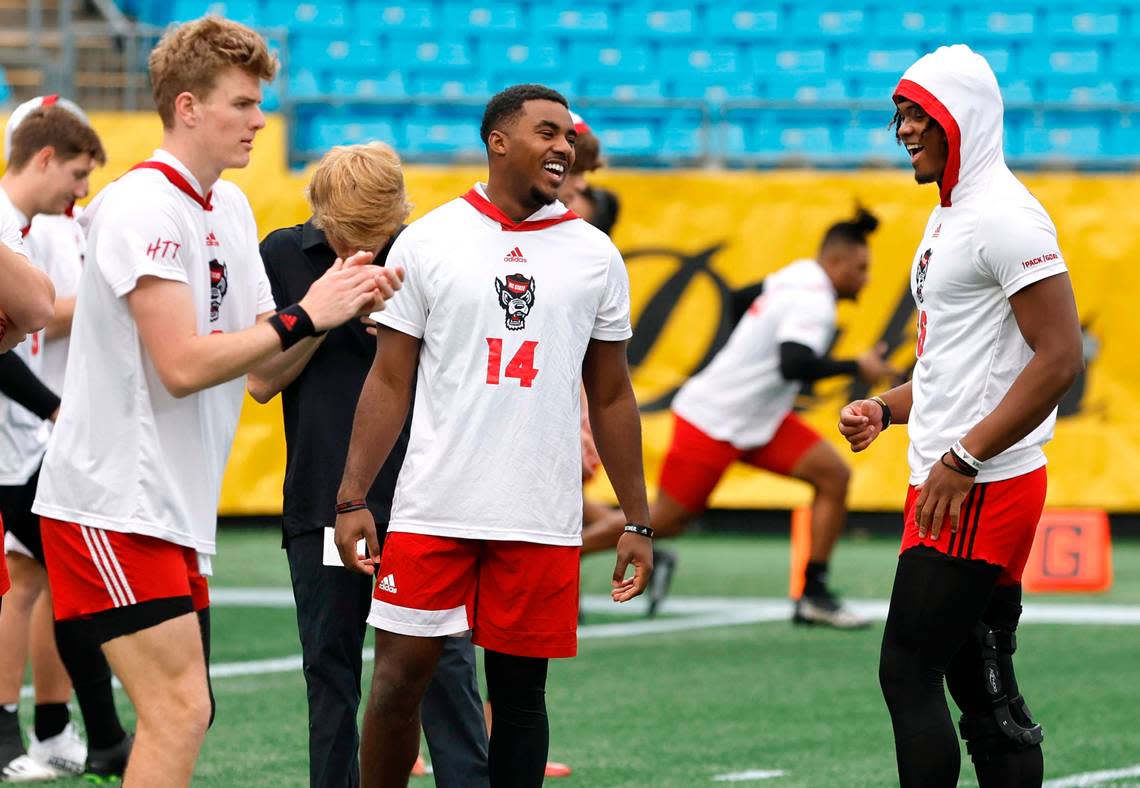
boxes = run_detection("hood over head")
[894,44,1004,208]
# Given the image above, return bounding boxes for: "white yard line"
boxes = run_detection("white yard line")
[1043,764,1140,787]
[712,769,786,782]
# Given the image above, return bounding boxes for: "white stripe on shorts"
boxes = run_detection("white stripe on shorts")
[80,526,126,607]
[367,598,470,637]
[95,529,136,605]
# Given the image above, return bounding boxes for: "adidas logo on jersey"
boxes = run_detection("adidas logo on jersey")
[503,246,527,263]
[932,223,941,238]
[378,573,397,594]
[206,231,220,247]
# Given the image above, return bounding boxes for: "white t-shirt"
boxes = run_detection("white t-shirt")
[374,184,632,546]
[0,187,27,257]
[672,259,836,448]
[25,212,85,393]
[33,150,276,554]
[0,187,50,484]
[907,169,1067,484]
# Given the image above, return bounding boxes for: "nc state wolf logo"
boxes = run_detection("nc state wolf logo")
[495,273,536,331]
[209,259,228,322]
[916,248,932,304]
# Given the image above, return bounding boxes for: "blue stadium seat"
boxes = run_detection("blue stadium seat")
[326,69,407,99]
[262,0,347,29]
[706,8,781,40]
[1045,9,1121,39]
[872,9,949,37]
[973,47,1013,76]
[596,124,658,158]
[1023,49,1100,76]
[354,3,437,34]
[407,72,492,99]
[478,41,561,72]
[621,7,695,39]
[388,38,473,69]
[285,67,321,98]
[658,44,741,76]
[580,75,664,100]
[404,119,483,155]
[788,8,866,38]
[171,0,258,25]
[767,76,848,102]
[845,74,900,101]
[724,109,839,160]
[751,47,828,75]
[1042,78,1121,106]
[1109,42,1140,75]
[841,47,920,75]
[961,9,1036,39]
[1000,79,1036,104]
[530,3,613,37]
[441,2,522,33]
[569,41,651,75]
[291,34,382,70]
[1105,116,1139,158]
[665,73,757,101]
[1020,125,1102,159]
[840,126,901,161]
[307,117,402,153]
[0,66,10,106]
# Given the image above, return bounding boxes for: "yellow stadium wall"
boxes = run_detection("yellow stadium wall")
[19,113,1139,514]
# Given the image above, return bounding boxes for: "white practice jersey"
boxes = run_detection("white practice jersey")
[672,259,836,448]
[0,186,27,257]
[34,150,276,554]
[896,46,1069,485]
[0,185,49,485]
[374,184,632,546]
[26,212,85,393]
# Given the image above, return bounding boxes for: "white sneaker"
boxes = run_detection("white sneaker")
[1,752,65,782]
[793,591,871,630]
[27,723,86,776]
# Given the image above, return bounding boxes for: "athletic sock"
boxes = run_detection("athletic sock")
[803,560,830,597]
[485,650,549,788]
[33,703,70,741]
[53,619,127,750]
[0,706,25,764]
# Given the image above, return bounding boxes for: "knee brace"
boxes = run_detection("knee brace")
[958,621,1043,758]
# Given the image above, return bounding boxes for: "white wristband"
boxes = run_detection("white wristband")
[951,440,983,471]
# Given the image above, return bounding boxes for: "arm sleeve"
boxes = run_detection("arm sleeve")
[591,245,633,341]
[778,341,859,383]
[94,189,189,297]
[372,232,428,339]
[0,352,60,419]
[976,204,1068,297]
[773,292,835,355]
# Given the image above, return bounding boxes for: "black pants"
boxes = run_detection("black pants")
[879,546,1042,788]
[285,529,488,788]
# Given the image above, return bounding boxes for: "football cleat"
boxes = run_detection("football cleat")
[28,722,86,775]
[2,752,65,782]
[647,548,677,618]
[793,590,870,630]
[84,732,132,783]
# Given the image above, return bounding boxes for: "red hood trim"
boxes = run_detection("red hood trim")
[894,78,961,208]
[128,161,213,211]
[462,188,578,232]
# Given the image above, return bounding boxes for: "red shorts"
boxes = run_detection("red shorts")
[41,518,210,621]
[0,513,9,596]
[368,533,580,659]
[900,467,1047,584]
[659,412,823,512]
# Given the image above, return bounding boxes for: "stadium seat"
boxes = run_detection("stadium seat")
[872,9,950,37]
[407,71,492,99]
[660,115,707,158]
[788,8,866,38]
[1045,9,1121,39]
[285,67,321,98]
[596,124,658,158]
[291,34,383,70]
[478,40,561,73]
[841,47,920,76]
[1021,124,1103,159]
[961,9,1036,39]
[580,75,664,101]
[658,44,741,76]
[972,47,1013,76]
[1024,49,1100,76]
[1042,78,1121,106]
[0,66,10,106]
[840,125,901,161]
[665,73,757,102]
[405,119,483,155]
[441,1,522,33]
[388,38,473,69]
[705,7,781,40]
[751,47,828,75]
[307,117,401,153]
[530,3,613,38]
[1000,79,1037,104]
[569,41,651,76]
[845,73,900,102]
[262,0,347,29]
[353,3,437,34]
[171,0,258,25]
[767,76,848,102]
[327,69,407,99]
[620,7,695,39]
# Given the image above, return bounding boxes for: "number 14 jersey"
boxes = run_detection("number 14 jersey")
[373,184,632,546]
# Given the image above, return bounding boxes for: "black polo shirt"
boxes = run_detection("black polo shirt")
[260,220,411,539]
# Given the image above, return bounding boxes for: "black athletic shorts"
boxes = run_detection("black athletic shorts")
[0,464,43,563]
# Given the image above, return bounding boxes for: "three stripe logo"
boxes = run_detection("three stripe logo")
[378,573,398,594]
[503,246,527,263]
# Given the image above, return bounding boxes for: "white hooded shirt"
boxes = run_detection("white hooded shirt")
[895,45,1068,485]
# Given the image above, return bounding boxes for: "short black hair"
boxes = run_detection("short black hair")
[820,207,879,251]
[480,84,569,146]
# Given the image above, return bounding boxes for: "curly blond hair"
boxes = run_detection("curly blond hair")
[307,142,411,253]
[149,15,277,129]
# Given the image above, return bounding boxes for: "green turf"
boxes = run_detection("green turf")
[16,529,1140,786]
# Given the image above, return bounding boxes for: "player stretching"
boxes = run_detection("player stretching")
[839,45,1082,787]
[335,84,653,788]
[30,17,401,787]
[582,209,895,625]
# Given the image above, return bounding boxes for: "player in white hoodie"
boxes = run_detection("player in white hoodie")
[838,46,1082,787]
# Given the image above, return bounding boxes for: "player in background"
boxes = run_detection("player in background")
[30,17,402,787]
[0,99,135,782]
[335,84,652,787]
[581,209,895,625]
[252,143,489,788]
[839,45,1082,787]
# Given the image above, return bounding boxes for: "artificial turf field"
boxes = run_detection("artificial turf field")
[19,528,1140,786]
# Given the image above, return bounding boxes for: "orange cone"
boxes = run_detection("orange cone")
[545,761,572,777]
[788,506,812,599]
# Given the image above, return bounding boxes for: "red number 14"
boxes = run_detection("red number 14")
[486,338,539,387]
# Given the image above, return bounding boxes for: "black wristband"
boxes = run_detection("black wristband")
[870,396,892,431]
[268,303,318,350]
[624,523,654,538]
[941,453,978,478]
[335,498,368,514]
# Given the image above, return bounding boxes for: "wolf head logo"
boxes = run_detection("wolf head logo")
[916,248,932,304]
[209,259,228,321]
[495,273,536,331]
